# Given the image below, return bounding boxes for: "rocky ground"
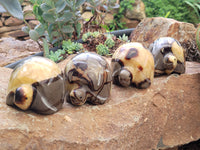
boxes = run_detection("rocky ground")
[0,14,199,149]
[0,58,200,150]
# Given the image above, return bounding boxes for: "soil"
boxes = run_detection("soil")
[57,33,126,63]
[81,34,126,55]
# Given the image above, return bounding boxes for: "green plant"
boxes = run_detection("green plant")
[118,34,130,43]
[82,32,92,42]
[62,39,83,54]
[23,0,85,49]
[143,0,200,24]
[105,34,115,48]
[109,0,135,31]
[23,0,119,59]
[48,39,83,62]
[184,0,200,20]
[82,0,119,32]
[0,0,23,20]
[196,24,200,52]
[48,49,66,62]
[96,44,110,56]
[92,31,100,38]
[82,31,100,42]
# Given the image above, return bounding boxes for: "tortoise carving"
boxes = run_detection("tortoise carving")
[6,56,64,115]
[111,42,155,89]
[149,37,185,75]
[64,52,112,106]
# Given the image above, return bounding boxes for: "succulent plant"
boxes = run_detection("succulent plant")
[82,32,93,42]
[105,37,115,48]
[96,44,110,56]
[92,31,100,38]
[118,34,130,43]
[82,31,100,42]
[62,39,83,54]
[48,49,65,62]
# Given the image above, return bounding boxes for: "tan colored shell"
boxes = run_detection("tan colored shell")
[6,56,64,115]
[112,42,154,88]
[64,52,112,105]
[8,57,61,93]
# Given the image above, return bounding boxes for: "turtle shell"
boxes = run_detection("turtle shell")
[64,52,112,106]
[111,42,154,89]
[149,37,185,75]
[6,56,64,115]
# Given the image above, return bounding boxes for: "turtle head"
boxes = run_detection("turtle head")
[163,53,177,74]
[118,69,131,87]
[69,87,87,106]
[7,84,34,110]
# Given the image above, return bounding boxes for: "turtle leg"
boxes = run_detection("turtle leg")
[137,78,151,89]
[89,82,111,105]
[173,61,185,74]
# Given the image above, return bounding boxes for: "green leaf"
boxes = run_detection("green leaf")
[21,26,30,34]
[75,0,85,8]
[42,12,56,23]
[55,0,67,13]
[0,5,7,13]
[33,4,44,22]
[164,11,171,18]
[51,31,59,37]
[184,1,200,18]
[194,3,200,10]
[34,23,45,36]
[56,12,73,22]
[29,30,40,41]
[65,0,73,7]
[40,3,52,12]
[62,25,74,33]
[0,0,23,20]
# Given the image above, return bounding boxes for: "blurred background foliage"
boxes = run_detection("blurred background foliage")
[142,0,200,25]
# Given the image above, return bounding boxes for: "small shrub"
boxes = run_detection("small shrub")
[25,0,84,47]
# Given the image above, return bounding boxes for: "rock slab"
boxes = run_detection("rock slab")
[0,37,41,67]
[0,60,200,150]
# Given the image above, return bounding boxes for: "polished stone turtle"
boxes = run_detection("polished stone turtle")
[149,37,185,75]
[6,56,64,115]
[111,42,154,89]
[64,52,112,106]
